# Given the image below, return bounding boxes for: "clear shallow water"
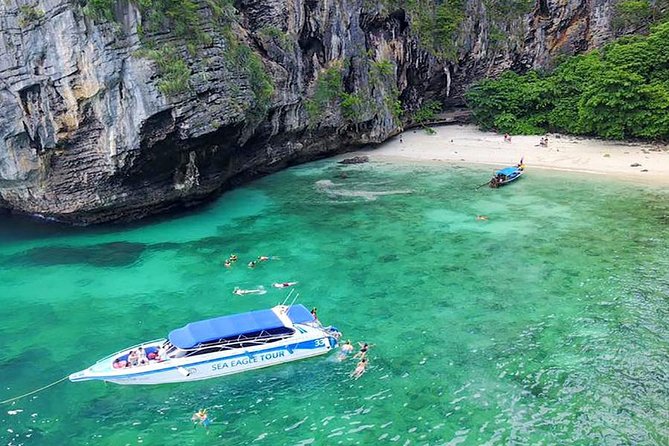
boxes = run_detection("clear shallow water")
[1,160,668,445]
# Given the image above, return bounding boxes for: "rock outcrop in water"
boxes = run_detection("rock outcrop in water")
[0,0,619,223]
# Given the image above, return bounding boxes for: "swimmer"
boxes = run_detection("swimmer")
[272,281,298,288]
[476,215,489,221]
[229,254,238,262]
[336,340,354,361]
[233,286,266,296]
[248,260,257,268]
[192,408,211,430]
[258,256,270,262]
[353,342,373,359]
[350,358,368,380]
[224,260,232,268]
[311,307,319,322]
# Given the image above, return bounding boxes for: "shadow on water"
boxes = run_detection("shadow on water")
[12,242,146,267]
[0,197,225,243]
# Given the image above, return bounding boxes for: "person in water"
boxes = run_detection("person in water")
[311,307,319,322]
[258,256,270,262]
[192,408,211,430]
[337,340,354,361]
[273,282,298,288]
[248,260,257,268]
[353,342,373,359]
[224,259,232,268]
[350,358,368,379]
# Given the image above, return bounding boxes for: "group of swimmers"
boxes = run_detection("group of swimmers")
[224,254,275,269]
[336,340,373,379]
[223,254,238,268]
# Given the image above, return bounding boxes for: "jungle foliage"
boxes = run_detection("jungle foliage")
[466,21,669,140]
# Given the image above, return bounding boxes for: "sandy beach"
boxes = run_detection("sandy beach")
[355,125,669,185]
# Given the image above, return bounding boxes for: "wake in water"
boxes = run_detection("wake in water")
[315,179,412,201]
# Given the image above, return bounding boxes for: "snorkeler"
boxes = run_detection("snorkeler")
[224,259,232,268]
[233,286,266,296]
[272,282,298,288]
[248,261,257,269]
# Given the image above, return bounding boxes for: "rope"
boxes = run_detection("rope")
[1,376,68,405]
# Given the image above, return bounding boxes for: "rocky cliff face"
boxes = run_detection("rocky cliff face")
[0,0,618,223]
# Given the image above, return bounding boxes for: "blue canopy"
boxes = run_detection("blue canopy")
[496,167,520,176]
[169,308,285,349]
[287,304,314,324]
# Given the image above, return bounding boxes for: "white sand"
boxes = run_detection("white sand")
[354,125,669,185]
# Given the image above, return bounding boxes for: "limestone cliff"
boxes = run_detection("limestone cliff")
[0,0,618,223]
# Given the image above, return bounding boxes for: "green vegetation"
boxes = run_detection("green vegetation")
[18,4,45,27]
[258,26,291,51]
[340,92,366,122]
[83,0,233,43]
[613,0,669,31]
[82,0,115,22]
[136,47,192,95]
[412,99,441,133]
[615,0,652,30]
[466,21,669,139]
[395,0,532,60]
[385,94,403,121]
[223,29,274,119]
[484,0,534,21]
[305,63,345,123]
[403,0,465,61]
[371,59,395,78]
[305,59,401,127]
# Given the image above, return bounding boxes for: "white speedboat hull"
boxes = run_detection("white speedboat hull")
[70,305,340,385]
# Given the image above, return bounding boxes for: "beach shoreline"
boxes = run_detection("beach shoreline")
[351,124,669,186]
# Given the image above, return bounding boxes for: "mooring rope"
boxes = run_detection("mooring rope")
[1,376,69,405]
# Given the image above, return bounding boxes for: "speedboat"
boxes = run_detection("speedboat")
[69,304,340,385]
[489,161,524,188]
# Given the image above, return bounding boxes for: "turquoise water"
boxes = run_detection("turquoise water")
[1,160,668,445]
